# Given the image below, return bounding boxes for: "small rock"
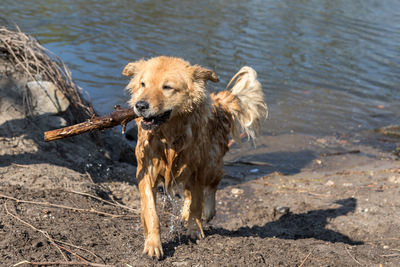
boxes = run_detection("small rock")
[325,180,335,187]
[315,159,322,165]
[27,80,70,115]
[250,168,259,173]
[316,138,327,144]
[274,206,290,215]
[231,188,244,196]
[343,183,353,187]
[388,176,400,184]
[172,261,188,266]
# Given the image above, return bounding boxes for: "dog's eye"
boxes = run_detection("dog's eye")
[162,85,173,90]
[140,82,145,87]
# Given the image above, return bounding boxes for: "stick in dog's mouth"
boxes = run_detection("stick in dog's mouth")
[141,110,172,130]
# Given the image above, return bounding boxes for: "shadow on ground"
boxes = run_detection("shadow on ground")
[0,116,140,191]
[163,197,362,257]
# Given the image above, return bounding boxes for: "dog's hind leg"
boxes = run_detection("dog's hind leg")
[182,185,205,240]
[181,189,191,223]
[204,186,217,222]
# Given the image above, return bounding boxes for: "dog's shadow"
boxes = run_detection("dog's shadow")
[163,197,362,258]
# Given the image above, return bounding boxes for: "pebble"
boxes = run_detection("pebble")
[274,206,290,215]
[388,176,400,184]
[231,188,244,196]
[325,180,335,186]
[172,261,188,266]
[358,207,369,213]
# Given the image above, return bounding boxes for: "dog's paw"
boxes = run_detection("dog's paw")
[143,237,164,259]
[187,218,205,240]
[187,227,205,240]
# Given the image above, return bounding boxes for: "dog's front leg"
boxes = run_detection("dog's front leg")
[138,178,163,259]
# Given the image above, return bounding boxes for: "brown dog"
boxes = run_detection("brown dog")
[123,56,268,258]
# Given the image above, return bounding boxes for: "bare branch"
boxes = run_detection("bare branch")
[44,107,136,142]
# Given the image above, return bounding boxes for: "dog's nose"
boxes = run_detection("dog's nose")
[135,100,149,112]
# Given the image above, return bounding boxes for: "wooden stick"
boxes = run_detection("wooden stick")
[13,260,113,267]
[0,193,132,218]
[44,106,137,142]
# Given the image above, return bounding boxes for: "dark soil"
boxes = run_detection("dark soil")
[1,111,399,267]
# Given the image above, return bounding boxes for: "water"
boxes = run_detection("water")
[2,0,400,135]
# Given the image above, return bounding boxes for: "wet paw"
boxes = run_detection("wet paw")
[187,219,205,240]
[143,237,163,259]
[187,228,204,240]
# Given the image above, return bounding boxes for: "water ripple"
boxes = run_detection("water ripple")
[2,0,399,134]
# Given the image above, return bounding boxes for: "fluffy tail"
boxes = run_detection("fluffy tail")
[212,66,268,143]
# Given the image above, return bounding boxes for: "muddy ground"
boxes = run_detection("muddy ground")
[1,73,400,266]
[1,113,399,267]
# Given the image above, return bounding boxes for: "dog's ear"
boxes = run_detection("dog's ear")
[122,60,145,77]
[192,65,219,83]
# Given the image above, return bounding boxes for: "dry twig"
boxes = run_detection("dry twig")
[345,246,362,265]
[298,250,313,267]
[54,240,105,263]
[13,260,113,267]
[66,189,139,213]
[0,193,132,218]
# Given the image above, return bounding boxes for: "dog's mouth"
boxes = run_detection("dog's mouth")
[140,110,172,130]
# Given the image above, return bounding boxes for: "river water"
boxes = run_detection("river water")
[2,0,400,135]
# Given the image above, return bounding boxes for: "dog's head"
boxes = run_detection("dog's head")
[123,56,219,130]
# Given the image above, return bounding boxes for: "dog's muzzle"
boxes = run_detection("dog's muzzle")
[134,100,172,130]
[140,110,172,130]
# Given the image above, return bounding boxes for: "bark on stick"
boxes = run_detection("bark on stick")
[44,107,137,142]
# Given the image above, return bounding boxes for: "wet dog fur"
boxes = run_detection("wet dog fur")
[123,56,268,258]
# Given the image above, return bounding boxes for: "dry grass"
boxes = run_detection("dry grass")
[0,25,95,123]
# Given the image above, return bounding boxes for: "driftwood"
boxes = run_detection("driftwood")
[44,106,136,142]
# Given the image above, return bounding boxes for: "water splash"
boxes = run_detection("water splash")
[160,185,184,242]
[84,162,112,178]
